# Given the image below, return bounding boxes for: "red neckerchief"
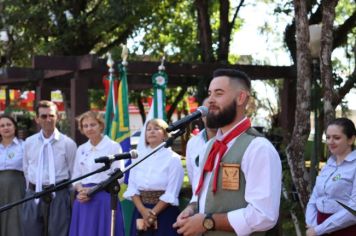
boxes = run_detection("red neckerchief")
[195,118,251,195]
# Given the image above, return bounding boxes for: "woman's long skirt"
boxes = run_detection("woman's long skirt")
[0,170,25,236]
[130,203,181,236]
[69,184,125,236]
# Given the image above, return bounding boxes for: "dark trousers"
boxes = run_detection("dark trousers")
[21,187,71,236]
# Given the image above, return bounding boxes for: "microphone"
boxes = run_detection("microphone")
[94,150,139,163]
[166,106,208,132]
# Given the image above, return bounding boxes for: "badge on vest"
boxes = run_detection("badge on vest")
[221,163,240,190]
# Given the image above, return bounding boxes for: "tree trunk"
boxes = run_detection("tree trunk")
[167,86,187,122]
[136,93,146,123]
[195,0,214,62]
[321,0,338,129]
[217,0,230,63]
[286,0,312,210]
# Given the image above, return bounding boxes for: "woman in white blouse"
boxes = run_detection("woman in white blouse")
[306,117,356,236]
[124,118,184,236]
[69,111,125,236]
[0,115,25,236]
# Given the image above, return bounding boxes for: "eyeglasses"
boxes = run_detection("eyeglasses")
[39,114,56,119]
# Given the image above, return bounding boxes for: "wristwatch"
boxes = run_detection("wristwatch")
[202,213,215,231]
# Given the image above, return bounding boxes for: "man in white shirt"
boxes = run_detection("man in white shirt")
[174,69,282,236]
[185,98,217,193]
[21,100,77,236]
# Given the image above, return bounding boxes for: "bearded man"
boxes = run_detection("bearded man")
[173,69,282,236]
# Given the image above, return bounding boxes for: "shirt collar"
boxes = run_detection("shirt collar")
[13,137,20,145]
[38,128,61,142]
[215,117,247,141]
[87,134,107,151]
[0,137,19,148]
[328,150,356,165]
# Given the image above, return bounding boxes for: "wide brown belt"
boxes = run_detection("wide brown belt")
[140,190,164,205]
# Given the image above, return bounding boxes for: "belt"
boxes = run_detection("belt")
[140,190,164,205]
[28,179,69,191]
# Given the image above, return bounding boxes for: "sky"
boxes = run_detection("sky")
[230,1,356,119]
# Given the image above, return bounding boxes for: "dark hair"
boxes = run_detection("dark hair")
[35,100,58,116]
[213,68,251,90]
[327,117,356,139]
[0,114,18,138]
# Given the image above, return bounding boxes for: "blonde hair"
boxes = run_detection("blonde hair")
[145,118,169,145]
[76,111,105,134]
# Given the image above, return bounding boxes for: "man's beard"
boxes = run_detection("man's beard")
[206,99,237,128]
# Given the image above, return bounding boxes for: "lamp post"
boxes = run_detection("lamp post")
[0,29,10,108]
[0,29,9,66]
[308,24,322,188]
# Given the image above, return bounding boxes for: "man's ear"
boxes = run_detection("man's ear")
[35,116,40,125]
[236,90,249,106]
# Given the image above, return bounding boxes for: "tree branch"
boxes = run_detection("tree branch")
[95,27,134,55]
[333,10,356,49]
[167,86,187,122]
[229,0,244,29]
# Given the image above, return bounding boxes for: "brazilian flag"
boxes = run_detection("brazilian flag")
[104,62,133,236]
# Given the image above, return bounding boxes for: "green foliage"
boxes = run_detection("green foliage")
[132,0,199,62]
[89,89,106,110]
[0,0,163,66]
[335,0,356,24]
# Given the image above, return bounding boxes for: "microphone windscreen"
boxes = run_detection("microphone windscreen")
[130,149,139,159]
[197,106,208,117]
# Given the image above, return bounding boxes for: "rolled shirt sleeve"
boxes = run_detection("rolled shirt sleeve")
[227,137,282,235]
[159,156,184,205]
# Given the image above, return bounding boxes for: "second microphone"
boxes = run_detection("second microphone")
[94,149,139,163]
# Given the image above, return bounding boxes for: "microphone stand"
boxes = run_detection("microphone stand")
[0,162,113,236]
[86,128,186,236]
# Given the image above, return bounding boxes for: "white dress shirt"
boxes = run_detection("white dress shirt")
[305,150,356,235]
[72,135,124,184]
[23,129,77,185]
[124,147,184,206]
[0,137,24,171]
[186,129,208,187]
[194,119,282,236]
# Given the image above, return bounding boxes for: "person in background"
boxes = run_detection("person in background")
[191,125,200,136]
[0,115,25,236]
[186,98,217,194]
[21,100,77,236]
[69,111,125,236]
[174,68,282,236]
[306,117,356,236]
[124,118,184,236]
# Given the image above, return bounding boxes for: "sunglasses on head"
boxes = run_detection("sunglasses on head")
[39,114,56,119]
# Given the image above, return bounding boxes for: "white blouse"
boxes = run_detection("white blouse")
[0,137,24,171]
[124,147,184,206]
[305,150,356,235]
[72,135,124,185]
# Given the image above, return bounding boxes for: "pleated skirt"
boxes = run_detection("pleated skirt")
[0,170,25,236]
